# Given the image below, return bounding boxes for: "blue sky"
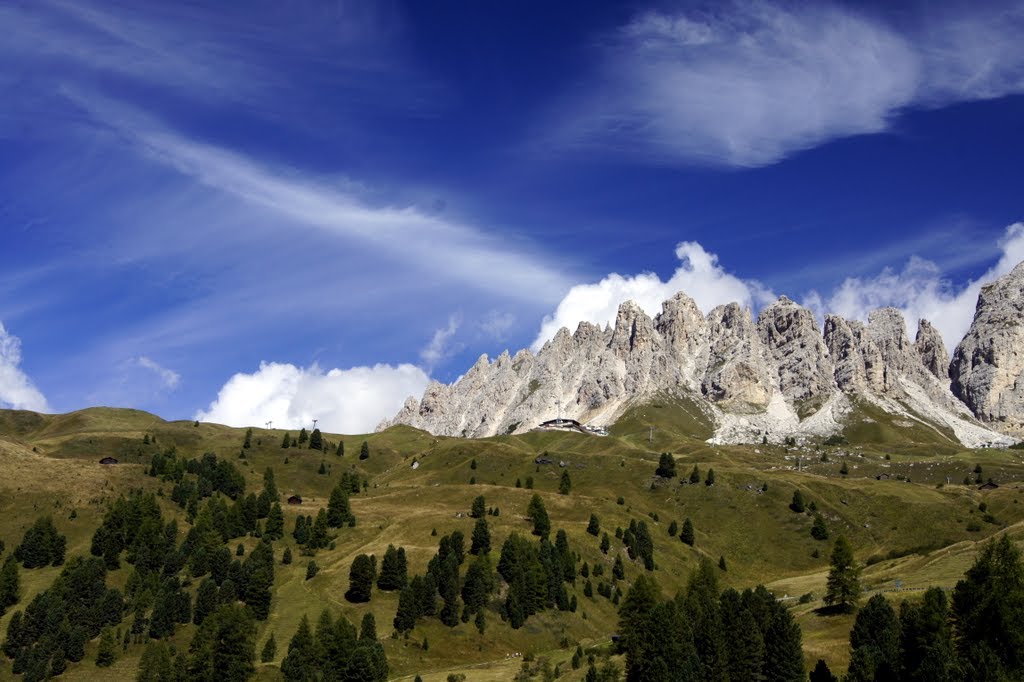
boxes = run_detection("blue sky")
[1,0,1023,432]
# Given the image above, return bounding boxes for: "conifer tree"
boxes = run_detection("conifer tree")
[317,460,326,475]
[600,533,610,554]
[298,428,308,444]
[705,468,716,486]
[0,555,19,615]
[305,561,319,580]
[790,490,806,513]
[264,503,285,541]
[470,495,486,519]
[655,453,677,478]
[308,509,330,550]
[846,594,900,681]
[327,484,353,528]
[280,615,316,680]
[811,514,830,541]
[668,520,678,537]
[377,545,408,591]
[282,547,292,565]
[346,554,376,603]
[95,628,116,667]
[587,514,600,536]
[359,440,370,460]
[281,432,291,448]
[559,469,572,494]
[825,535,860,613]
[470,517,491,556]
[809,660,838,682]
[243,428,253,449]
[336,440,344,456]
[308,428,323,451]
[260,634,276,663]
[689,465,701,484]
[527,494,550,538]
[193,578,219,626]
[680,518,695,546]
[187,604,256,681]
[900,587,958,682]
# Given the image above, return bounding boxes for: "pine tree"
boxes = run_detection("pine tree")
[280,432,290,449]
[587,514,600,536]
[377,545,408,591]
[308,509,330,550]
[327,484,353,527]
[790,490,806,513]
[282,547,292,565]
[470,517,491,556]
[470,495,486,519]
[336,440,344,456]
[308,428,323,451]
[260,634,276,663]
[243,428,253,449]
[527,494,550,538]
[655,453,677,478]
[668,520,678,537]
[346,554,376,602]
[846,594,900,681]
[305,560,319,580]
[840,461,849,475]
[0,555,19,615]
[559,470,572,495]
[193,578,219,626]
[900,587,959,682]
[689,465,701,484]
[681,518,695,546]
[600,533,610,554]
[280,615,316,680]
[298,428,308,444]
[359,440,370,460]
[705,468,716,486]
[952,534,1024,679]
[187,604,256,681]
[264,503,285,541]
[824,535,860,613]
[317,460,327,475]
[809,659,838,682]
[811,514,830,541]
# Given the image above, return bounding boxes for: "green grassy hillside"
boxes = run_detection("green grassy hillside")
[1,405,1022,680]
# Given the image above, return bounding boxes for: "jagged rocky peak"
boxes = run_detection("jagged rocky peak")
[702,302,772,412]
[654,291,706,351]
[951,262,1024,435]
[824,314,868,392]
[914,319,949,381]
[757,295,834,404]
[609,299,659,356]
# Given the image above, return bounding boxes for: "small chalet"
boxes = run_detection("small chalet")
[99,457,118,465]
[287,494,303,505]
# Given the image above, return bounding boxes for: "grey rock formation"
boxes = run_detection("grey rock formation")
[915,319,950,382]
[757,296,835,406]
[384,266,1024,445]
[951,262,1024,436]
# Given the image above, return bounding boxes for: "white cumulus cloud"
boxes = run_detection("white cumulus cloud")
[195,362,430,434]
[0,322,50,412]
[805,222,1024,351]
[532,241,774,350]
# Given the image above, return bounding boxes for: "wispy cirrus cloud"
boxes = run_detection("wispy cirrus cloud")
[547,1,1024,167]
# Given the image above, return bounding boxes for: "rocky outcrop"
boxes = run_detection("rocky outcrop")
[951,262,1024,436]
[915,319,950,382]
[757,296,834,405]
[384,265,1024,446]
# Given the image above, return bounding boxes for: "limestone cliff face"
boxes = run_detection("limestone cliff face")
[951,262,1024,436]
[385,266,1024,446]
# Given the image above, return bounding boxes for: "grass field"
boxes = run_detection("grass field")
[1,405,1022,680]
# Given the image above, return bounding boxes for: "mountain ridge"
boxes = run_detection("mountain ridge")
[383,262,1024,447]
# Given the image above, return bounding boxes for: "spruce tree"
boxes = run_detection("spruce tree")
[655,453,677,478]
[260,634,276,663]
[559,469,572,495]
[264,503,285,541]
[95,628,116,667]
[346,554,376,602]
[470,495,486,519]
[305,561,319,580]
[809,660,838,682]
[377,545,408,591]
[600,533,610,554]
[790,490,806,513]
[327,484,353,528]
[811,514,829,541]
[336,440,344,456]
[359,440,370,460]
[243,428,253,449]
[689,465,701,484]
[527,494,550,538]
[281,432,290,448]
[587,514,600,536]
[681,518,695,546]
[0,555,19,615]
[705,468,716,486]
[308,428,323,451]
[470,517,491,556]
[668,520,678,537]
[824,535,860,612]
[186,604,256,681]
[280,615,316,680]
[900,587,959,682]
[846,594,900,681]
[298,428,308,444]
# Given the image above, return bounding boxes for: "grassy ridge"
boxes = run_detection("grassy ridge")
[1,405,1023,679]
